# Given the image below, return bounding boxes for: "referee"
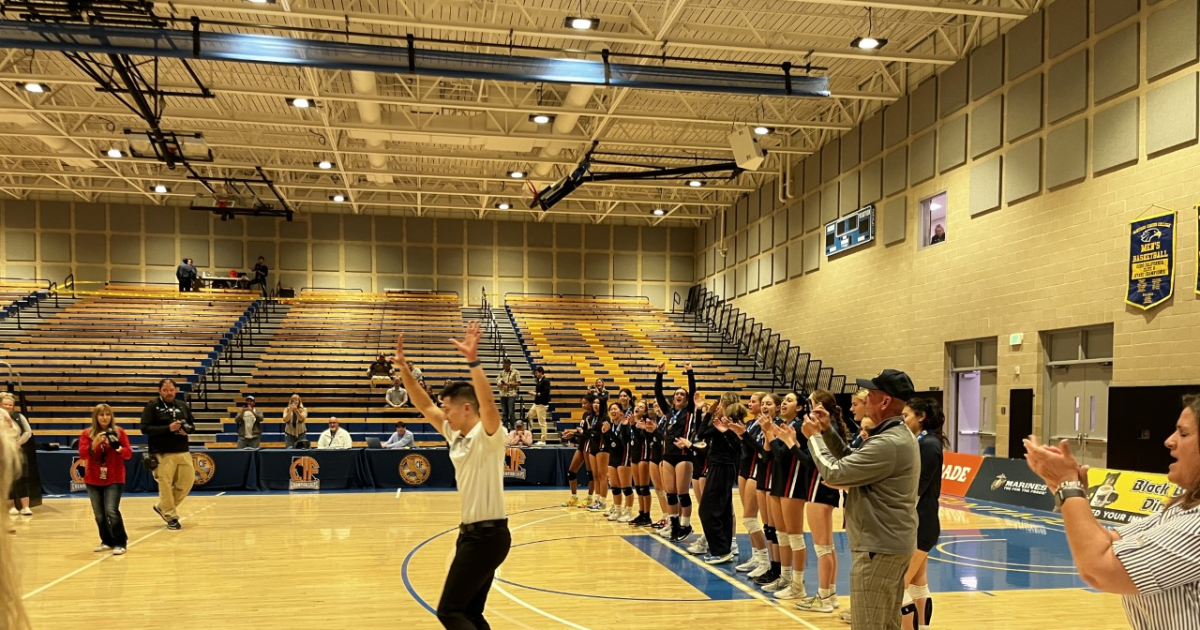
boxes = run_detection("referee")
[395,323,510,630]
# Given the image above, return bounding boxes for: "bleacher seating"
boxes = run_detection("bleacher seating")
[0,279,50,320]
[505,296,756,428]
[217,292,468,448]
[7,286,258,446]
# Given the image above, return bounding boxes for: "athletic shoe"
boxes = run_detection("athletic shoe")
[703,552,734,565]
[656,523,674,538]
[735,556,759,572]
[840,610,853,624]
[670,525,693,542]
[7,507,17,516]
[633,514,653,527]
[618,509,635,523]
[560,495,579,508]
[152,505,169,523]
[773,582,807,600]
[753,569,779,585]
[761,576,789,593]
[747,561,771,579]
[586,501,604,512]
[731,539,739,555]
[112,547,127,556]
[649,518,668,530]
[796,594,839,613]
[19,508,31,516]
[686,536,709,555]
[94,544,112,553]
[167,519,182,530]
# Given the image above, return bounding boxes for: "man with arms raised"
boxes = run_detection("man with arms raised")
[395,322,509,630]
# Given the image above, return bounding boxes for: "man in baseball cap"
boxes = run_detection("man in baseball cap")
[801,369,920,630]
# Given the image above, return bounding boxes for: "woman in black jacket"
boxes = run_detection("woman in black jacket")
[654,361,697,542]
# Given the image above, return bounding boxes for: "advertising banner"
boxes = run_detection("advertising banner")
[965,457,1056,512]
[940,451,983,497]
[1086,467,1185,524]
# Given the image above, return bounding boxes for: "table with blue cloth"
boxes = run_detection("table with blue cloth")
[256,448,368,491]
[37,448,258,494]
[364,446,570,488]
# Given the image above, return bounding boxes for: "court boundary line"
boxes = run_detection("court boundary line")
[22,492,225,600]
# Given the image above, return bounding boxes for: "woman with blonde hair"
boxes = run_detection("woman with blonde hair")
[0,393,33,516]
[282,393,308,448]
[79,404,133,555]
[0,408,32,629]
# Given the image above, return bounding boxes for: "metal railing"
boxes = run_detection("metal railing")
[683,285,855,394]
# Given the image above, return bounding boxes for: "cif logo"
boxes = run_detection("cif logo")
[289,456,321,490]
[504,448,527,480]
[69,457,87,492]
[991,474,1008,491]
[192,453,216,486]
[399,454,431,486]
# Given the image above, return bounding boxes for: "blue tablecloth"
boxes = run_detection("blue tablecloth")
[364,447,569,488]
[37,449,257,494]
[256,449,368,491]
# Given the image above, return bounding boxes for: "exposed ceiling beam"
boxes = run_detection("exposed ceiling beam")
[784,0,1030,20]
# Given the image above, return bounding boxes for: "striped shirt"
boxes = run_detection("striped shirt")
[1111,502,1200,630]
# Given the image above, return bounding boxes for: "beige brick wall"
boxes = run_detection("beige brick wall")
[698,1,1200,456]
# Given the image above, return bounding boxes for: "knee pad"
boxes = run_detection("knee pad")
[901,601,918,629]
[566,470,577,482]
[789,533,807,550]
[815,544,835,558]
[742,517,762,535]
[655,489,666,499]
[622,487,634,497]
[908,584,931,600]
[764,525,777,543]
[667,493,679,506]
[679,494,692,508]
[637,485,650,496]
[774,530,790,548]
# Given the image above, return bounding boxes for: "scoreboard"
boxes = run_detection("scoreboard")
[825,204,875,257]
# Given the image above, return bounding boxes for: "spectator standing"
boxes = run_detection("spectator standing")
[318,418,353,449]
[496,358,521,429]
[0,394,32,517]
[507,421,533,447]
[175,258,197,292]
[245,256,269,295]
[527,366,552,446]
[282,394,308,448]
[385,421,414,449]
[79,404,132,555]
[235,396,264,449]
[385,378,410,409]
[0,418,30,629]
[140,378,196,531]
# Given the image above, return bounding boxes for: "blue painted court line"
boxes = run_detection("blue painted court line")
[622,535,755,600]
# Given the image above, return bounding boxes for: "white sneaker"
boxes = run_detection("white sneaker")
[704,552,734,565]
[7,508,17,515]
[735,554,759,572]
[617,509,635,523]
[840,610,853,624]
[773,581,807,600]
[19,508,31,516]
[606,507,622,521]
[686,536,709,555]
[761,576,789,593]
[747,558,771,579]
[112,547,127,556]
[796,594,839,612]
[656,524,674,538]
[731,539,739,555]
[94,544,112,553]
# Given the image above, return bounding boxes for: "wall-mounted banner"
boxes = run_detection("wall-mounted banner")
[1126,210,1176,310]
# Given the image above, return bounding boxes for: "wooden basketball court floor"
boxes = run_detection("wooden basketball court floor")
[15,490,1128,630]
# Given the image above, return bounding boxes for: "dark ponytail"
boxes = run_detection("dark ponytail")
[810,389,851,443]
[907,397,948,447]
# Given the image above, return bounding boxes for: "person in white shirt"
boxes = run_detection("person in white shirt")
[317,418,353,450]
[385,421,415,449]
[385,378,409,409]
[235,396,264,449]
[395,322,509,630]
[507,421,533,447]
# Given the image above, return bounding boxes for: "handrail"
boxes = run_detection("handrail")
[0,276,51,290]
[671,291,682,313]
[503,292,651,305]
[63,273,75,298]
[300,286,363,293]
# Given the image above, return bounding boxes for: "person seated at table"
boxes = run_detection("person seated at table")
[507,420,533,447]
[385,421,414,449]
[317,417,353,450]
[368,354,393,389]
[385,377,409,409]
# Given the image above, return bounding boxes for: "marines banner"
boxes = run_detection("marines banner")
[1125,210,1176,310]
[1086,467,1185,524]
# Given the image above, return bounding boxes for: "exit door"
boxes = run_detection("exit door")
[955,370,997,455]
[1046,363,1111,467]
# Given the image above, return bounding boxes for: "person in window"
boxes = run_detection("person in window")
[929,224,946,245]
[1024,395,1200,630]
[368,354,394,389]
[385,377,409,409]
[385,421,414,449]
[318,418,353,449]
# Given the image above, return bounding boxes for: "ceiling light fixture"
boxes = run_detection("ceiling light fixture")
[153,184,169,194]
[287,97,312,108]
[316,160,334,169]
[688,179,704,188]
[851,8,888,50]
[753,125,773,136]
[106,148,124,159]
[530,113,553,125]
[17,82,47,94]
[652,208,666,216]
[331,194,346,202]
[496,202,512,210]
[509,170,525,179]
[565,17,598,30]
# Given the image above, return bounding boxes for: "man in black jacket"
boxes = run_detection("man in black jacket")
[175,258,197,293]
[245,256,269,296]
[140,379,196,530]
[526,366,552,446]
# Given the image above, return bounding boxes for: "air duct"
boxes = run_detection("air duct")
[349,71,392,185]
[0,92,97,169]
[532,85,595,179]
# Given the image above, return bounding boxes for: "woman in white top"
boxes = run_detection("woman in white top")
[0,413,30,628]
[0,394,32,516]
[1024,394,1200,630]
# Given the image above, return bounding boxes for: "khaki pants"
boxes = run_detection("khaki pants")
[526,404,550,440]
[850,550,912,630]
[154,452,195,520]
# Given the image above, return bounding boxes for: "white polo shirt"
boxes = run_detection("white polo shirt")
[446,419,507,525]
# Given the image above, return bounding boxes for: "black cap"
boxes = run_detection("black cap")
[855,369,916,401]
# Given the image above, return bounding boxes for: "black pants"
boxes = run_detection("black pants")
[437,523,512,630]
[86,483,127,547]
[177,278,190,292]
[699,462,737,556]
[245,277,267,296]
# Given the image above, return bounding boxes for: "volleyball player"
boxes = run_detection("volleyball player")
[629,402,654,526]
[751,393,782,584]
[560,395,595,508]
[655,361,698,542]
[795,389,848,613]
[584,397,610,512]
[736,392,770,573]
[686,393,714,554]
[395,323,509,630]
[605,402,633,521]
[645,400,671,529]
[763,392,808,600]
[614,401,638,522]
[900,397,946,629]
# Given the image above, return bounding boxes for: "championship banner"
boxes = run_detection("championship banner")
[1126,210,1176,310]
[940,451,983,497]
[1086,467,1184,524]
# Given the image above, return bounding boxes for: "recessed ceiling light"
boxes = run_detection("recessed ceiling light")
[18,82,47,94]
[509,170,525,179]
[106,148,124,159]
[850,36,887,50]
[331,194,346,202]
[688,179,704,187]
[316,160,334,170]
[753,125,773,136]
[530,114,553,125]
[496,202,512,210]
[565,16,597,30]
[287,97,312,108]
[153,184,169,194]
[246,0,273,4]
[652,208,666,216]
